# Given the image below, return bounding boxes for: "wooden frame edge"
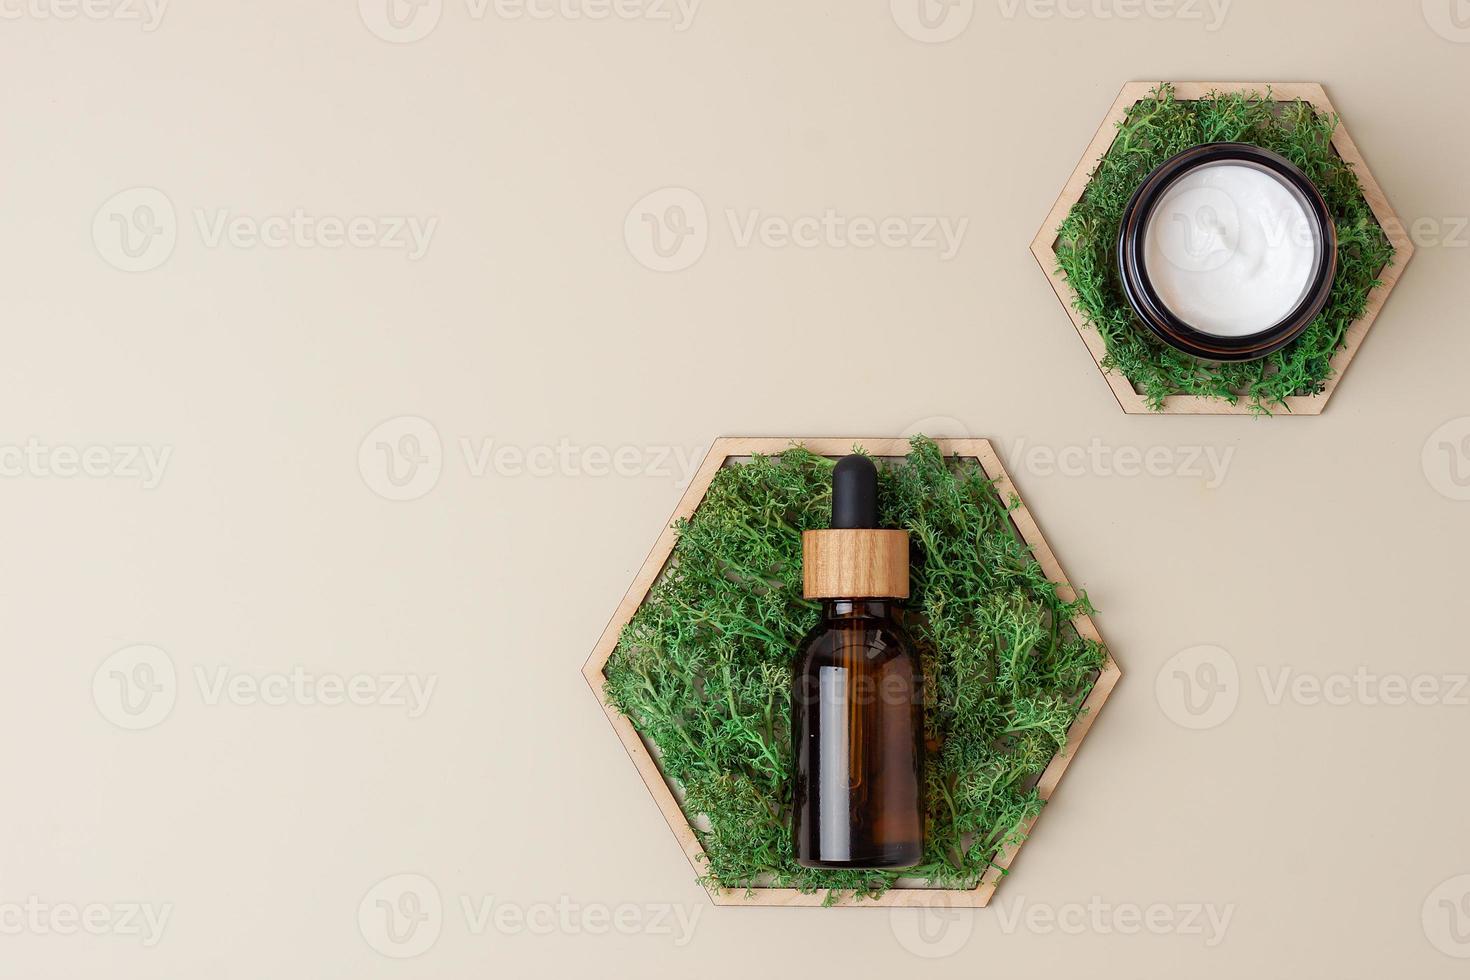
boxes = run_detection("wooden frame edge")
[583,437,1121,908]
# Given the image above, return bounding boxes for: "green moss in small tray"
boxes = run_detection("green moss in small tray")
[1054,83,1395,414]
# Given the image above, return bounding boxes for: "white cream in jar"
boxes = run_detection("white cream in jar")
[1142,163,1320,337]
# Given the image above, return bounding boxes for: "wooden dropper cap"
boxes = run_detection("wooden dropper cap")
[802,455,909,599]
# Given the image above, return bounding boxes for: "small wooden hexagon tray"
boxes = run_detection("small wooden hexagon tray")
[1030,81,1414,415]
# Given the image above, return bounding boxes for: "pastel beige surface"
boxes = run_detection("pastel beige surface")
[2,2,1468,979]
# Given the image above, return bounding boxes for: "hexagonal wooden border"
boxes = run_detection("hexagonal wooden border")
[1030,81,1415,415]
[581,437,1122,908]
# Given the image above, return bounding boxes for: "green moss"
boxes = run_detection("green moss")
[602,437,1104,903]
[1054,83,1395,413]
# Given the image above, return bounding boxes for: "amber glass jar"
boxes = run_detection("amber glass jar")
[1116,142,1337,362]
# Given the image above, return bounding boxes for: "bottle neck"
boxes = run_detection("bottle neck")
[822,599,896,620]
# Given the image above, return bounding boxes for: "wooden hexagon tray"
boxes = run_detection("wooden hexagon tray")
[1030,81,1415,416]
[581,437,1122,908]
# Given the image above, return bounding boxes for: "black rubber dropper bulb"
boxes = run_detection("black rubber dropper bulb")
[831,455,878,530]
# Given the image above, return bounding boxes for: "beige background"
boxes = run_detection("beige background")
[3,0,1468,976]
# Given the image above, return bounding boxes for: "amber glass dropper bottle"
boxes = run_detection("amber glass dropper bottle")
[791,455,925,870]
